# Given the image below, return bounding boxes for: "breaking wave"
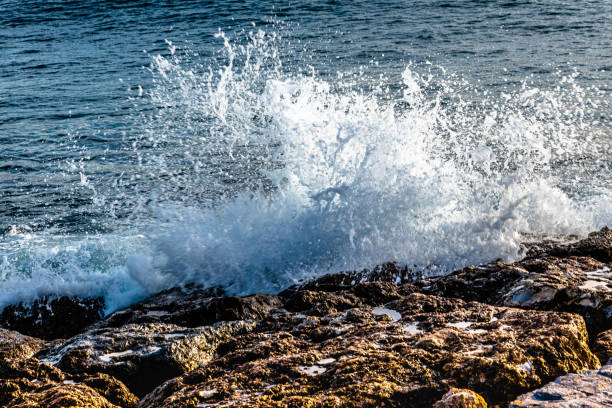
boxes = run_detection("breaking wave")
[1,30,610,313]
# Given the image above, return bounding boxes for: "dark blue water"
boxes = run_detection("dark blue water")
[0,0,610,312]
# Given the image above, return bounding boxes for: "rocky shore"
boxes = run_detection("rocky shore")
[1,228,612,407]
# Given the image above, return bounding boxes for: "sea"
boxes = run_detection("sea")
[1,0,610,313]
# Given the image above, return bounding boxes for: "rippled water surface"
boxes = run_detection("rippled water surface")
[0,0,610,311]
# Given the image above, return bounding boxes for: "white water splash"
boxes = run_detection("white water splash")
[0,30,610,312]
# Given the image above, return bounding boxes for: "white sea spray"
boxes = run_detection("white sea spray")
[0,30,610,314]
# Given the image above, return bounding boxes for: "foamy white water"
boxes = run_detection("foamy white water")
[1,30,610,313]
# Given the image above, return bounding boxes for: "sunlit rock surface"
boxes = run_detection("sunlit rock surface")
[433,388,487,408]
[35,320,255,397]
[138,294,596,407]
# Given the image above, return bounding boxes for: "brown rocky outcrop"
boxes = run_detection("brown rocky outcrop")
[281,231,612,337]
[138,293,597,407]
[7,382,122,408]
[0,328,66,405]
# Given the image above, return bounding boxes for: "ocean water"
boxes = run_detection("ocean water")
[1,0,611,313]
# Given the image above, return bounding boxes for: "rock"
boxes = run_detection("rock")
[1,372,138,408]
[510,364,612,407]
[519,232,580,258]
[283,289,365,316]
[0,327,138,408]
[280,262,414,296]
[1,365,138,408]
[593,329,612,365]
[0,329,66,405]
[0,296,104,340]
[280,264,414,316]
[434,388,487,408]
[418,255,612,335]
[284,231,612,337]
[35,320,256,397]
[2,229,611,406]
[102,286,280,329]
[0,328,45,361]
[528,227,612,262]
[139,293,597,407]
[5,381,121,408]
[79,374,139,408]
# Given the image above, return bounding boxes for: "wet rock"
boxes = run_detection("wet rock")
[593,329,612,365]
[280,262,414,296]
[434,388,487,408]
[0,296,104,340]
[527,227,612,262]
[283,289,365,315]
[3,229,611,406]
[281,264,414,315]
[7,376,139,408]
[418,255,612,335]
[519,232,580,258]
[36,320,255,397]
[281,282,416,321]
[102,286,280,329]
[139,293,597,407]
[510,364,612,407]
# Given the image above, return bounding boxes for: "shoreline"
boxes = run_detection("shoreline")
[0,227,611,407]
